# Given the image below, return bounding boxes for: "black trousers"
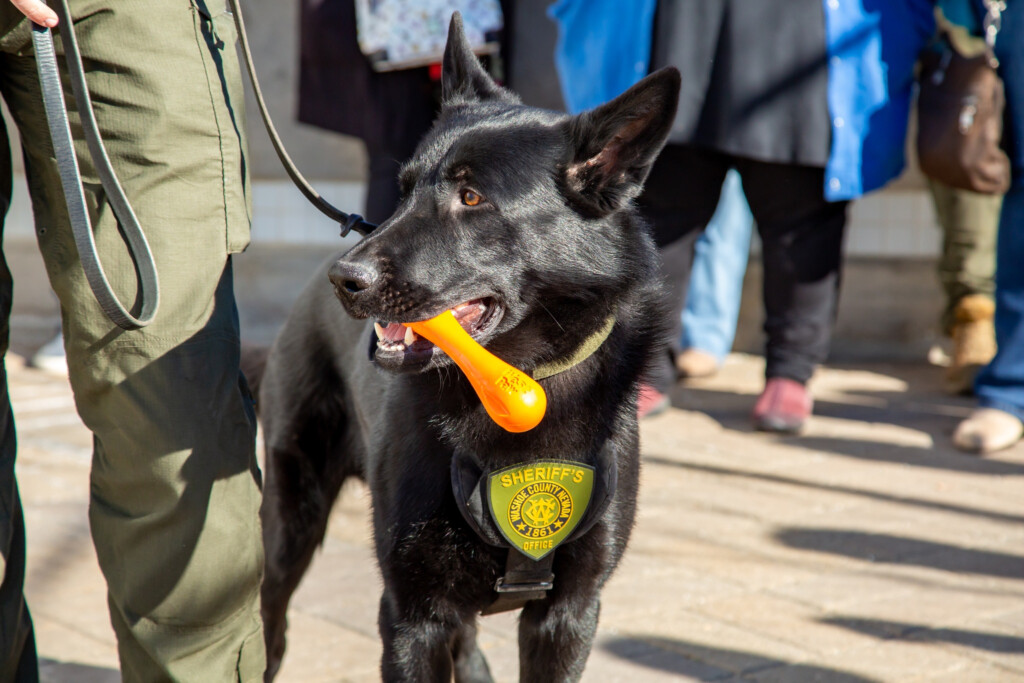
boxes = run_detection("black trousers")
[638,145,849,392]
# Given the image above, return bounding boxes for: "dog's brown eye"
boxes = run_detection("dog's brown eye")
[461,189,483,206]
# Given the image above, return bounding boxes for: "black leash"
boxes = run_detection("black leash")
[226,0,376,240]
[32,0,375,331]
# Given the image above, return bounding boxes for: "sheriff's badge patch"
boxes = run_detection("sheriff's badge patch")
[487,460,595,560]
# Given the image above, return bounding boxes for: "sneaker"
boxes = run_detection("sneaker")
[751,377,812,433]
[30,332,68,377]
[675,348,720,379]
[637,383,669,420]
[953,408,1023,454]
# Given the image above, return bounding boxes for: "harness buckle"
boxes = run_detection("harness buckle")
[494,576,554,594]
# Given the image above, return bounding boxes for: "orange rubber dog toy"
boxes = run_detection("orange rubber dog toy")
[406,312,547,432]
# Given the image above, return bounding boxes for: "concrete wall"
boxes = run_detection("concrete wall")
[240,0,363,182]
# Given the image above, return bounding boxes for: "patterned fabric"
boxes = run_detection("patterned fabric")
[355,0,503,70]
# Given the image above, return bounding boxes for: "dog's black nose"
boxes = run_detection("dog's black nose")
[328,260,378,299]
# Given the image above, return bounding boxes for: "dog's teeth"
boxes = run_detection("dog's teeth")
[404,326,416,346]
[374,322,385,341]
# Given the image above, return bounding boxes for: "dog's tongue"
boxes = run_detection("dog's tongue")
[453,300,487,328]
[380,322,407,344]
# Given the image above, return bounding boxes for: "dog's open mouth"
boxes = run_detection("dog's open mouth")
[372,297,502,367]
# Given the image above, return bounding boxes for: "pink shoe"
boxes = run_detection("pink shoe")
[637,384,670,420]
[752,378,812,433]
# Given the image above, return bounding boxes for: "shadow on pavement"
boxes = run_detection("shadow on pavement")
[821,617,1024,654]
[669,370,1024,476]
[601,635,879,681]
[671,383,971,436]
[778,435,1024,476]
[40,659,119,683]
[643,457,1024,526]
[774,528,1024,579]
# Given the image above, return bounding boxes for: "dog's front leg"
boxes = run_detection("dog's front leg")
[518,596,600,683]
[452,620,494,683]
[379,591,459,682]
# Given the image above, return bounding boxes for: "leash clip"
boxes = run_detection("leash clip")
[341,213,374,238]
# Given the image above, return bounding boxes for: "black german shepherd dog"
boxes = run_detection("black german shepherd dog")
[258,15,680,682]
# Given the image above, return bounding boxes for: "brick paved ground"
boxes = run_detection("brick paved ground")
[15,352,1024,682]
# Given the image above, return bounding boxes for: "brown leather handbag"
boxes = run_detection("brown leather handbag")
[917,1,1010,195]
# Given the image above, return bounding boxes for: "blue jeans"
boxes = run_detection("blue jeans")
[976,179,1024,418]
[974,0,1024,419]
[681,169,754,361]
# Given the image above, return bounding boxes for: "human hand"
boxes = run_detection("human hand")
[10,0,58,27]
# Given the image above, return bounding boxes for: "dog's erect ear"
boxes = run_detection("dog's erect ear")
[441,12,514,105]
[562,68,681,216]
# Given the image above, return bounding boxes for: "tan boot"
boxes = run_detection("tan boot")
[946,295,996,395]
[675,348,720,379]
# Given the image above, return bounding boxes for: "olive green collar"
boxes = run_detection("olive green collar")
[531,315,616,380]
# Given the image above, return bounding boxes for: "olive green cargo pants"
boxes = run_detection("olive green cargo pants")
[928,178,1003,333]
[0,1,265,680]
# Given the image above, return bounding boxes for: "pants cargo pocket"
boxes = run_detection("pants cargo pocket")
[191,0,253,254]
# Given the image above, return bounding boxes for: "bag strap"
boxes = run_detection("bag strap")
[226,0,376,239]
[33,0,160,330]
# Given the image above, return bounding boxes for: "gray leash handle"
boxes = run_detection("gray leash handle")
[32,0,159,330]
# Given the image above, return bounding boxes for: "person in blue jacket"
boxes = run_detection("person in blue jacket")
[551,0,935,430]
